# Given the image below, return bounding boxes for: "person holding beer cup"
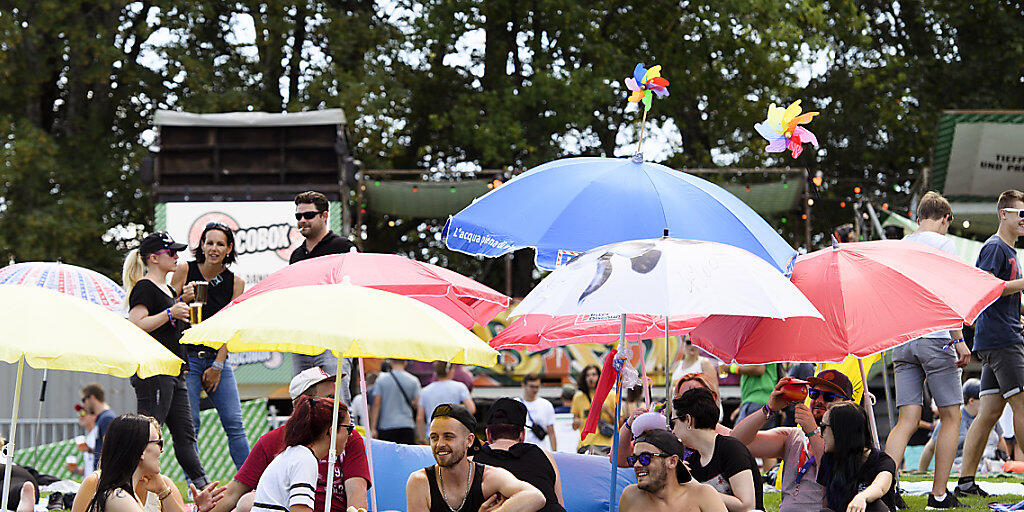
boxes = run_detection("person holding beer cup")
[123,231,212,489]
[171,222,250,470]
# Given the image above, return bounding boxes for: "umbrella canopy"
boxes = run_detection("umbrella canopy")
[489,313,704,352]
[0,261,126,312]
[690,240,1007,364]
[229,252,508,328]
[512,237,822,319]
[183,284,498,366]
[0,285,183,377]
[443,156,797,274]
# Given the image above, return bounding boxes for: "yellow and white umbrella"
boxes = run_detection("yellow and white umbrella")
[181,284,498,512]
[0,286,183,510]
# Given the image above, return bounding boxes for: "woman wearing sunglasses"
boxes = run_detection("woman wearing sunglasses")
[72,414,224,512]
[252,396,355,512]
[672,388,762,512]
[123,232,211,489]
[816,403,897,512]
[170,222,250,470]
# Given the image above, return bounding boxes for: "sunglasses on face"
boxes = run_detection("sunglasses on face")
[808,389,848,403]
[339,423,355,435]
[627,452,672,466]
[148,439,164,450]
[819,422,832,432]
[295,211,325,221]
[1002,208,1024,219]
[153,249,178,257]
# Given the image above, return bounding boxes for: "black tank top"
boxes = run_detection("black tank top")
[474,444,565,512]
[425,463,486,512]
[186,261,235,317]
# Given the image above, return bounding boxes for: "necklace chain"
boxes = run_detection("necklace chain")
[436,462,473,512]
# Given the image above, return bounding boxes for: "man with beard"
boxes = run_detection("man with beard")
[406,404,545,512]
[619,430,726,512]
[729,369,854,512]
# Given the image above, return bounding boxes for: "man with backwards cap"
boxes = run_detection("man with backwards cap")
[406,404,545,512]
[211,367,370,512]
[619,429,726,512]
[473,398,565,512]
[729,369,855,512]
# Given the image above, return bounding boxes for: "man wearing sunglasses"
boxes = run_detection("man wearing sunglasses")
[406,404,545,512]
[619,429,726,512]
[729,369,853,512]
[956,189,1024,498]
[211,367,370,512]
[288,190,357,390]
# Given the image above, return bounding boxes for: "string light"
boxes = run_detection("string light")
[412,186,419,193]
[807,198,814,206]
[853,186,861,194]
[840,201,846,208]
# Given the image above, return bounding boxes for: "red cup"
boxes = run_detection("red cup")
[781,380,809,402]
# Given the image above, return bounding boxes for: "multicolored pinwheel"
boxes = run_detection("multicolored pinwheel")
[625,63,670,111]
[754,100,819,159]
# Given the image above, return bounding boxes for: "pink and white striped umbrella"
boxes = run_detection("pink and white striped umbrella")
[0,262,126,312]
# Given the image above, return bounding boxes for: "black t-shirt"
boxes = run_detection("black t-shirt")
[817,449,896,512]
[186,261,235,318]
[128,279,186,362]
[685,435,764,510]
[474,443,566,512]
[289,231,356,264]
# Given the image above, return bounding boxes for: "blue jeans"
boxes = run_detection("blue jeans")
[186,357,250,469]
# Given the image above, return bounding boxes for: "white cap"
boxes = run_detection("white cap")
[289,366,338,400]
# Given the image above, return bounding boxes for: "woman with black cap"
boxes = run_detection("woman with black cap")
[122,231,210,489]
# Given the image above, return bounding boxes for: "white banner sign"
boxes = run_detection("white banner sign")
[944,122,1024,197]
[163,201,303,289]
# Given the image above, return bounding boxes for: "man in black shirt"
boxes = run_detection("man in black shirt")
[474,398,565,512]
[288,191,356,392]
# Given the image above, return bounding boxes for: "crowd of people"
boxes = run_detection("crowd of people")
[4,187,1022,512]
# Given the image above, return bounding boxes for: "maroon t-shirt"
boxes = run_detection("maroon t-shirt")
[235,426,371,512]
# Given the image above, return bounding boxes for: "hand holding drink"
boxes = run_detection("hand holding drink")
[65,455,78,473]
[75,435,88,452]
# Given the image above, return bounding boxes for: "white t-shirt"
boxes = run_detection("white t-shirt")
[252,445,318,512]
[519,396,556,447]
[419,380,471,436]
[904,231,959,339]
[83,427,98,476]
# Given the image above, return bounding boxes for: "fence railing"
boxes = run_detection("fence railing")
[0,418,80,450]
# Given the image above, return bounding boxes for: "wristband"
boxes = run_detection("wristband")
[761,403,775,416]
[212,361,224,370]
[157,487,173,501]
[166,308,175,325]
[805,426,821,438]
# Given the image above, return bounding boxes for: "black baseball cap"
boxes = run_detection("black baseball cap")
[486,398,527,427]
[431,403,478,433]
[139,231,187,257]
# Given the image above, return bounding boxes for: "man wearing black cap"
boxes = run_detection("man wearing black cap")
[729,369,854,512]
[619,429,726,512]
[473,398,564,512]
[406,404,545,512]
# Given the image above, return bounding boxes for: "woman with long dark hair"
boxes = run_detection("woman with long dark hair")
[73,414,223,512]
[123,232,210,489]
[570,364,616,455]
[170,222,249,469]
[672,388,762,512]
[816,403,896,512]
[252,396,354,512]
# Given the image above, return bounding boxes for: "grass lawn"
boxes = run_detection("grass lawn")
[760,475,1022,511]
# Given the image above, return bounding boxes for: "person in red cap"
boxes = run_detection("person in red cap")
[210,367,370,512]
[729,369,854,512]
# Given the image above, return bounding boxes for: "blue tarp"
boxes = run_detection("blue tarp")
[366,439,638,512]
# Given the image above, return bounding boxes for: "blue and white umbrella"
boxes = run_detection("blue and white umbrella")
[443,156,797,274]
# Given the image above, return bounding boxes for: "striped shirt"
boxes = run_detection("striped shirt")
[253,445,318,512]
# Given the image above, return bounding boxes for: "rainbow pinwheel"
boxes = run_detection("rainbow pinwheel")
[754,100,819,159]
[625,63,670,111]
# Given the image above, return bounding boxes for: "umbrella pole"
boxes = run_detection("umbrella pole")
[664,315,672,427]
[324,359,342,512]
[857,358,880,448]
[1,357,25,512]
[31,368,47,467]
[358,359,378,512]
[609,314,625,512]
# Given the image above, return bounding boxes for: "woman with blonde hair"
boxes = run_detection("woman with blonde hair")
[123,232,210,489]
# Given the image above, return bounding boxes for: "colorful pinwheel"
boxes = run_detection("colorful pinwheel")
[625,63,670,111]
[754,100,819,159]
